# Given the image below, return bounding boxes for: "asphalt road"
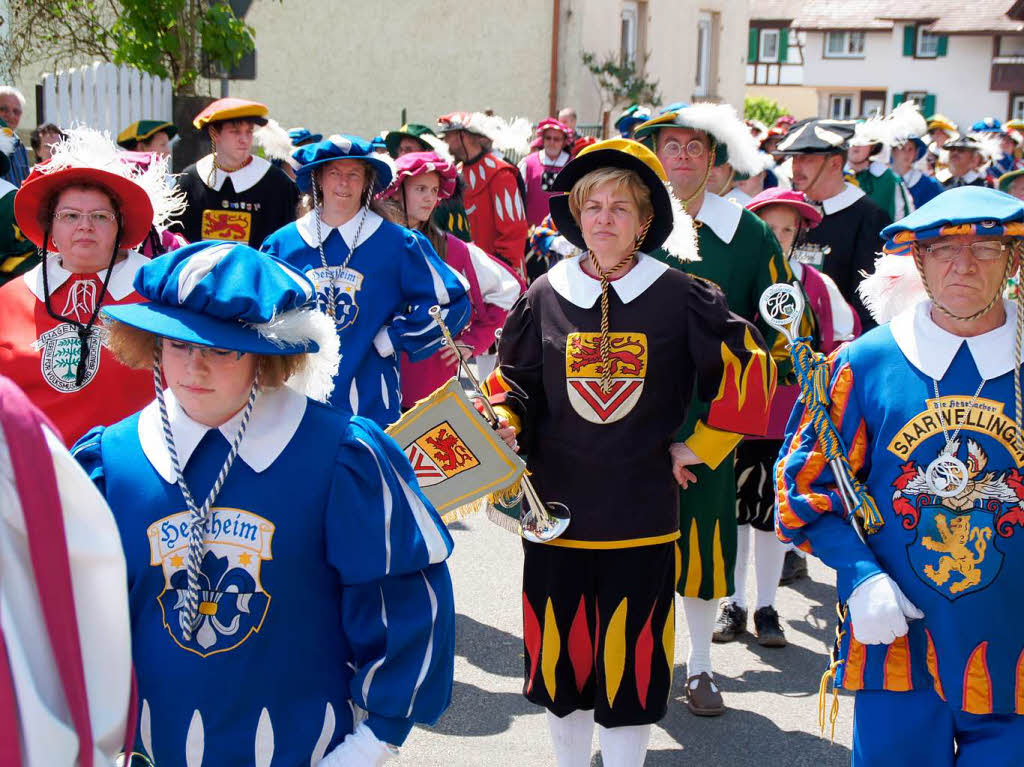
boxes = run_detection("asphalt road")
[396,515,854,766]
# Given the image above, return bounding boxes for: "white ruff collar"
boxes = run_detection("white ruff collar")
[695,192,742,244]
[547,253,668,308]
[294,208,384,250]
[890,299,1018,380]
[138,385,307,482]
[24,249,147,302]
[195,154,271,193]
[821,183,865,215]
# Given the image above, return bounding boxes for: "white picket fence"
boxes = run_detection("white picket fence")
[40,62,172,134]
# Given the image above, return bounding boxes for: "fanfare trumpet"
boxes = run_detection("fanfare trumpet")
[428,305,570,543]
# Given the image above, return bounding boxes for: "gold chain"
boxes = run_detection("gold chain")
[587,216,652,393]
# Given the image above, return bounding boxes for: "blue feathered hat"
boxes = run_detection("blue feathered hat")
[288,128,322,147]
[881,186,1024,255]
[102,241,327,356]
[292,134,395,194]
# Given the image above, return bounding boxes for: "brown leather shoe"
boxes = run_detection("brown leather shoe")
[685,672,725,716]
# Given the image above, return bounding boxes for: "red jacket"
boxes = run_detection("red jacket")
[0,252,154,446]
[461,152,528,280]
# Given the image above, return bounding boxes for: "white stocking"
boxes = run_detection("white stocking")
[598,723,651,767]
[546,709,594,767]
[682,596,717,679]
[730,524,752,609]
[753,527,787,609]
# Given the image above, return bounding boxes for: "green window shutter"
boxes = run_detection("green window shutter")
[937,35,948,56]
[749,27,759,62]
[903,25,916,56]
[779,28,790,62]
[923,94,937,117]
[893,92,905,109]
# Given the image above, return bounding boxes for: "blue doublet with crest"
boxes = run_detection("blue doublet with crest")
[262,211,471,426]
[74,386,455,765]
[777,300,1024,715]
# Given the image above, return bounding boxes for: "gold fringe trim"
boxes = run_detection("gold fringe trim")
[485,501,522,535]
[440,497,487,525]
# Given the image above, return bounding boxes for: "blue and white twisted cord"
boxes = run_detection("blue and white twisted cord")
[152,348,259,641]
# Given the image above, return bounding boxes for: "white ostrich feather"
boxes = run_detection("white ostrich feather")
[971,132,1004,162]
[419,132,455,165]
[253,118,295,163]
[133,151,186,229]
[482,114,534,156]
[36,126,184,228]
[674,102,772,176]
[857,253,927,324]
[253,308,340,402]
[661,182,700,263]
[887,101,928,145]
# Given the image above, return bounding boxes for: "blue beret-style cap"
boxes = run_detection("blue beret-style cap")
[292,134,394,194]
[101,241,320,355]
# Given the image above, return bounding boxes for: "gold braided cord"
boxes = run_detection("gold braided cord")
[206,143,253,187]
[587,216,653,393]
[912,240,1024,455]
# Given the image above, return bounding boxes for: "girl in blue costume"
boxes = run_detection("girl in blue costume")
[261,135,471,427]
[72,241,455,767]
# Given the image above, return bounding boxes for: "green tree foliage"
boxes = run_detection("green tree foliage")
[582,51,662,113]
[744,96,789,126]
[4,0,257,94]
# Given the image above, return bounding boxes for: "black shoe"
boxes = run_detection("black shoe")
[753,606,787,647]
[779,550,809,585]
[712,601,747,643]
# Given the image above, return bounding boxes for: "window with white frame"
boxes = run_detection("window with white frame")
[829,94,855,119]
[1013,95,1024,120]
[760,28,780,62]
[695,12,712,97]
[825,31,865,58]
[621,2,638,67]
[917,27,940,57]
[904,91,928,106]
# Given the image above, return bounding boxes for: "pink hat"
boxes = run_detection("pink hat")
[535,118,572,138]
[746,187,823,228]
[378,151,457,201]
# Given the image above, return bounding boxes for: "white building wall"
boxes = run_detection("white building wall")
[802,30,1009,127]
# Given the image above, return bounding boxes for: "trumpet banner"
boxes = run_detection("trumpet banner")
[387,379,525,523]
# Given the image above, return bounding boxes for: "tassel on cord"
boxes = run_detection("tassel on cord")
[817,601,849,741]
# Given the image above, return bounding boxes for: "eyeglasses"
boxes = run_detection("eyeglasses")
[922,241,1007,263]
[53,209,119,227]
[165,340,246,362]
[660,139,708,160]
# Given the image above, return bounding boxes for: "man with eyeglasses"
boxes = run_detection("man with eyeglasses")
[0,88,30,187]
[775,117,892,331]
[633,103,795,718]
[778,185,1024,767]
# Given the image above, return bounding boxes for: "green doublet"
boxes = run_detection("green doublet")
[0,187,36,286]
[654,193,792,600]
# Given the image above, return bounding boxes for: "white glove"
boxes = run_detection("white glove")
[847,572,924,645]
[318,722,397,767]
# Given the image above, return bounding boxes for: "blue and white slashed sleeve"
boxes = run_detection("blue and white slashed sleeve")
[383,229,471,362]
[326,416,456,746]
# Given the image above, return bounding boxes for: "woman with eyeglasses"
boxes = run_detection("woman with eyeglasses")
[0,128,156,446]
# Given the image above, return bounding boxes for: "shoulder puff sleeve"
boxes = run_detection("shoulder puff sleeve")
[774,347,882,599]
[70,425,108,497]
[384,229,471,362]
[481,287,542,442]
[683,277,777,469]
[326,416,455,746]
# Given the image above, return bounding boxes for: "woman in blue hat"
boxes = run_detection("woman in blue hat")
[72,241,456,766]
[778,186,1024,765]
[261,134,471,427]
